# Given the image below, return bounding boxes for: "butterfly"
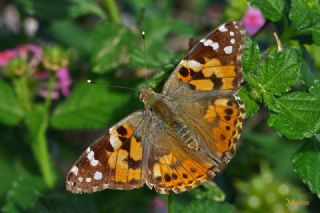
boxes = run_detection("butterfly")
[66,21,246,194]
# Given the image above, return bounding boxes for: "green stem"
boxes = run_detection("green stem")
[31,118,55,188]
[168,193,174,213]
[104,0,121,24]
[31,76,57,188]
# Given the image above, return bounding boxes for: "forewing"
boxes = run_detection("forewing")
[66,111,150,193]
[163,21,245,96]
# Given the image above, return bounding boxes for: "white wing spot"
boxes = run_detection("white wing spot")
[94,171,103,180]
[189,59,202,67]
[86,177,92,183]
[87,150,94,160]
[71,166,78,176]
[224,46,233,54]
[200,38,206,42]
[201,39,219,51]
[181,59,203,72]
[204,39,213,46]
[110,134,121,149]
[91,159,99,166]
[78,177,83,182]
[109,128,122,150]
[87,150,99,167]
[212,42,219,50]
[219,24,228,32]
[230,31,234,36]
[231,39,235,44]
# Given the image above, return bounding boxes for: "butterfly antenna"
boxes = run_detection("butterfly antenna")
[140,7,148,82]
[86,80,138,93]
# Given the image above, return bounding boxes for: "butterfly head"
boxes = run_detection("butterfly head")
[139,87,158,106]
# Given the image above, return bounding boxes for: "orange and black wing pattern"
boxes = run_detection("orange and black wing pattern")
[66,112,148,193]
[163,21,245,94]
[146,128,220,194]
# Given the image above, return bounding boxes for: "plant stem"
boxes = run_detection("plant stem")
[168,192,174,213]
[31,117,55,188]
[104,0,121,24]
[31,75,57,188]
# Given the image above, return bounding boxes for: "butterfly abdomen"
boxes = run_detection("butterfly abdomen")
[149,93,200,151]
[172,122,199,150]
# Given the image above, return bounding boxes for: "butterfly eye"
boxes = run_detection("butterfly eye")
[148,106,154,113]
[140,93,145,102]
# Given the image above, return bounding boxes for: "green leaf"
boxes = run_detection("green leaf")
[30,194,97,212]
[189,181,225,202]
[167,19,197,36]
[225,0,247,20]
[304,44,320,71]
[0,79,24,125]
[51,81,129,129]
[0,150,19,197]
[292,139,320,198]
[248,0,284,22]
[258,48,299,96]
[179,200,234,213]
[312,27,320,46]
[129,48,180,70]
[268,82,320,139]
[297,48,315,87]
[15,0,71,21]
[69,0,106,19]
[242,37,260,86]
[130,16,195,71]
[2,174,46,213]
[13,77,32,112]
[310,79,320,96]
[49,20,94,55]
[239,88,259,117]
[289,0,320,30]
[91,23,137,73]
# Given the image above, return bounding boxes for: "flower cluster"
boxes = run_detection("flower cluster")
[0,44,72,99]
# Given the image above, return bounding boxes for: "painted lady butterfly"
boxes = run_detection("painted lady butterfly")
[66,21,246,194]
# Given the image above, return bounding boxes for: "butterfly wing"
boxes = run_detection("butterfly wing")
[179,94,246,163]
[145,121,219,194]
[162,21,246,164]
[163,21,245,97]
[66,111,151,193]
[145,97,245,194]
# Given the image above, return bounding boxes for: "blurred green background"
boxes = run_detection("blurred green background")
[0,0,319,212]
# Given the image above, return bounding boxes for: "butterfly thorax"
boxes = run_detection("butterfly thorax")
[139,87,172,120]
[140,87,199,150]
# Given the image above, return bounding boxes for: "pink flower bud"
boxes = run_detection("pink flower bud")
[242,8,266,36]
